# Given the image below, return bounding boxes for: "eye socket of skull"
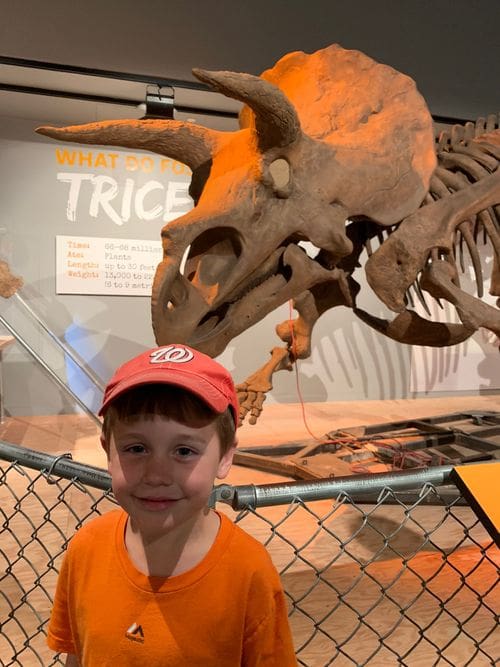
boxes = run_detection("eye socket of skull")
[183,228,242,287]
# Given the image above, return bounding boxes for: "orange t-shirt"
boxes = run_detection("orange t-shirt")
[47,509,297,666]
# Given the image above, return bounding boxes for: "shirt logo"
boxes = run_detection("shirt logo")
[150,346,194,364]
[125,622,145,644]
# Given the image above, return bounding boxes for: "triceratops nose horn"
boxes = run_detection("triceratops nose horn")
[192,68,300,150]
[36,118,220,171]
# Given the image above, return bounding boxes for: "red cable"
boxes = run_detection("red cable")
[287,300,323,442]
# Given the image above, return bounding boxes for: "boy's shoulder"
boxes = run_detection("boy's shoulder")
[219,512,276,567]
[66,508,123,552]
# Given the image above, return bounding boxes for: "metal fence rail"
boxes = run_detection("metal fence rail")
[0,441,498,666]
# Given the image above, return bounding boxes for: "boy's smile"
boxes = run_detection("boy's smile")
[106,415,234,541]
[135,497,181,511]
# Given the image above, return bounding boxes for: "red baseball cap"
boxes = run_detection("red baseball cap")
[99,344,239,427]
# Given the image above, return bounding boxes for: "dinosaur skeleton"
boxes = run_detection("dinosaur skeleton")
[36,44,500,424]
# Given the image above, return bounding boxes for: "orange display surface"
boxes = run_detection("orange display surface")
[452,462,500,546]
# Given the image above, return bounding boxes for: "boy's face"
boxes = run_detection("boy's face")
[105,415,235,537]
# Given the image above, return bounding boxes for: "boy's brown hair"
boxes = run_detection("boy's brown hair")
[101,383,236,455]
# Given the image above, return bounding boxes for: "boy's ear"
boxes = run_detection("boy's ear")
[216,441,236,480]
[100,432,109,457]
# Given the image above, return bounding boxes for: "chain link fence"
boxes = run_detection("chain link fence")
[0,440,498,666]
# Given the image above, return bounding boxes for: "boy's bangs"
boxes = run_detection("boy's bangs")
[102,384,236,454]
[112,384,215,426]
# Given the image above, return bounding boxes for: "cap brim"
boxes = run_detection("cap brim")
[98,367,231,417]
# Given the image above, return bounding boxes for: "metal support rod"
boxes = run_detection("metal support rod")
[0,440,111,491]
[0,440,473,506]
[228,465,458,509]
[0,314,102,427]
[13,292,106,392]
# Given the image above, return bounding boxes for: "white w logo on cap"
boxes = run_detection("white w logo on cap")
[150,346,194,364]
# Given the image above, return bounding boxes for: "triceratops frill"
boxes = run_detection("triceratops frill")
[36,44,500,424]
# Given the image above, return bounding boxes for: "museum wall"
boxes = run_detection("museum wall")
[1,115,499,417]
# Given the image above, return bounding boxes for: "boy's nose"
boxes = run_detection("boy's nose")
[143,455,173,485]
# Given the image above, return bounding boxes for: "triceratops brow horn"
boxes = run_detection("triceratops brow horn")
[192,68,300,150]
[36,119,221,171]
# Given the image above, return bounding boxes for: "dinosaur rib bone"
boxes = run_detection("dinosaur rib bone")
[366,170,500,312]
[420,260,500,337]
[354,307,474,346]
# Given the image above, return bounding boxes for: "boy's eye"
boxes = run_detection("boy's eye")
[176,446,196,458]
[125,444,146,454]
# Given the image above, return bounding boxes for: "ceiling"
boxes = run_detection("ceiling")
[0,0,499,130]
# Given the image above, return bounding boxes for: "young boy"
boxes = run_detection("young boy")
[47,344,298,666]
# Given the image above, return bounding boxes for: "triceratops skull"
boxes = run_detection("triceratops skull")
[37,44,436,356]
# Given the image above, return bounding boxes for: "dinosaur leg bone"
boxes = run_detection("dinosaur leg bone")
[275,290,322,360]
[236,347,293,425]
[237,272,357,425]
[276,271,356,359]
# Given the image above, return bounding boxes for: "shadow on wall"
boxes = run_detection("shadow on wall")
[224,300,413,406]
